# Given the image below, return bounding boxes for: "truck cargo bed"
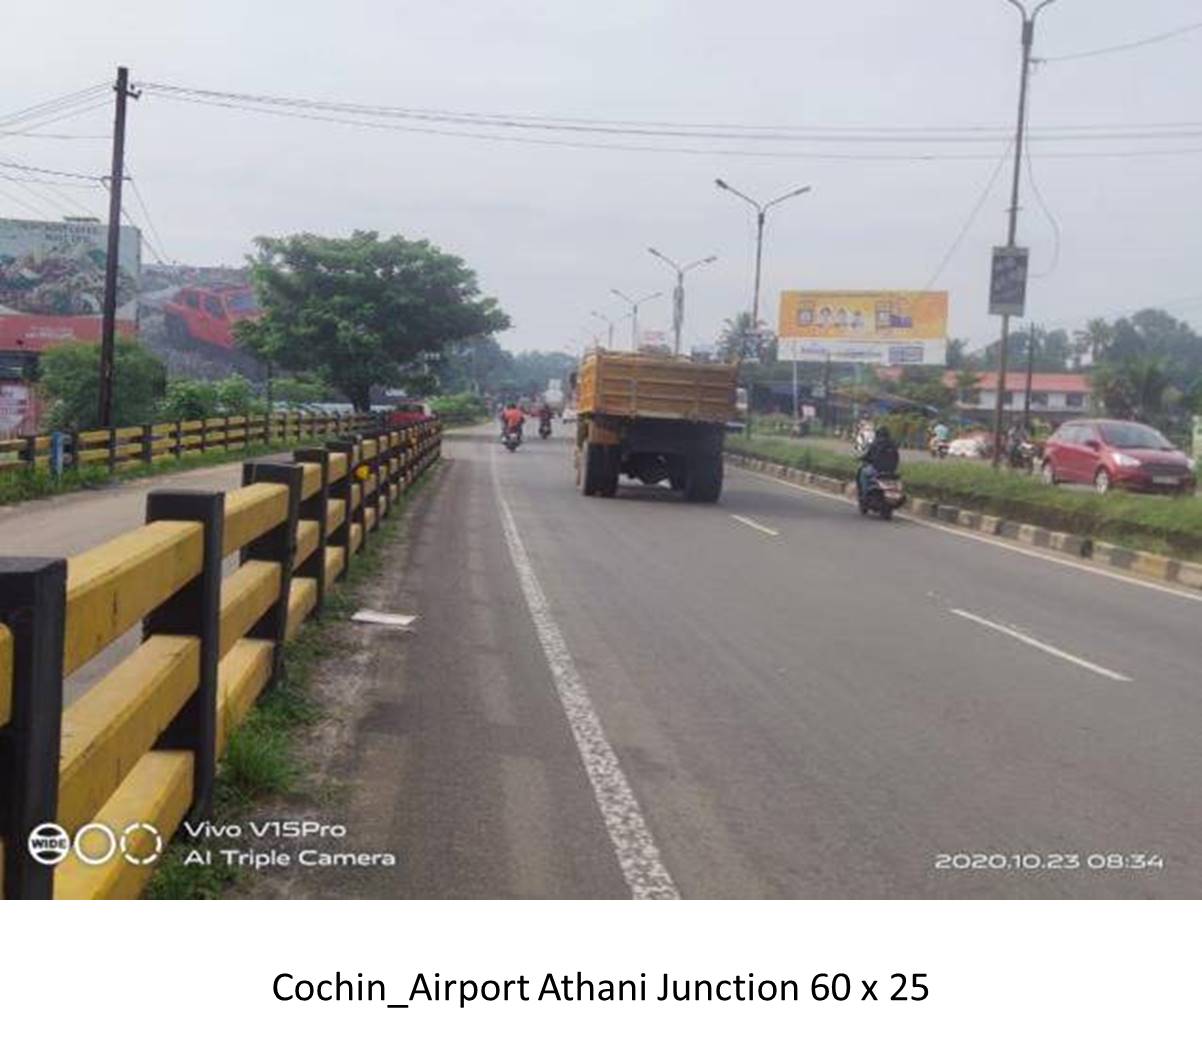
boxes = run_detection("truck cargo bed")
[578,350,737,424]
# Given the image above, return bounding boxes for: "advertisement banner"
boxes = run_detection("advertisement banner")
[778,290,948,365]
[0,218,141,351]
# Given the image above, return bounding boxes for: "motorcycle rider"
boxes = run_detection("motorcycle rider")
[501,401,525,443]
[537,400,553,434]
[857,425,901,499]
[930,419,950,453]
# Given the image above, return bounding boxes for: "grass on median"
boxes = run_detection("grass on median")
[727,434,1202,561]
[145,467,432,899]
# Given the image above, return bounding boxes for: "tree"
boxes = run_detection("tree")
[1090,357,1170,421]
[1073,318,1113,368]
[945,337,969,369]
[896,366,955,413]
[718,311,776,363]
[241,231,510,411]
[40,338,165,430]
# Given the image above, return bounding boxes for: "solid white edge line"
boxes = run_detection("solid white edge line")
[732,464,1202,605]
[490,446,679,900]
[731,514,780,537]
[949,608,1133,682]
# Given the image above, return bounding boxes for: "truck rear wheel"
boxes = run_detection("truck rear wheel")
[579,444,601,496]
[596,445,620,498]
[685,452,723,503]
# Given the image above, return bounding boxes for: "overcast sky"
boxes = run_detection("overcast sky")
[5,1,1202,357]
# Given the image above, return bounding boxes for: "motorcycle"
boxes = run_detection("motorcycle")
[929,436,949,460]
[502,426,522,452]
[1007,440,1039,474]
[538,416,552,439]
[857,467,906,520]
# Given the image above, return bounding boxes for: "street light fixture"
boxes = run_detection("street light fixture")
[647,248,717,355]
[610,288,663,351]
[990,0,1059,467]
[589,310,616,350]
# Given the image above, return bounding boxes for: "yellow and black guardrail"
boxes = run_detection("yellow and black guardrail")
[0,416,441,899]
[0,410,380,475]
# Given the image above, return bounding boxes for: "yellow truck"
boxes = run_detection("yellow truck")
[573,349,738,502]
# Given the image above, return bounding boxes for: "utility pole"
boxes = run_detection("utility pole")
[990,1,1056,466]
[98,66,138,428]
[647,249,717,355]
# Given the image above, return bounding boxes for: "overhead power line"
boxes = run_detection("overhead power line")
[1040,19,1202,63]
[138,88,1202,164]
[924,145,1012,290]
[138,81,1202,146]
[0,158,101,182]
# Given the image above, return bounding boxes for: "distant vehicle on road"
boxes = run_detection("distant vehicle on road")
[561,406,578,424]
[575,349,737,501]
[162,284,260,349]
[1041,419,1197,495]
[385,400,433,428]
[947,432,990,459]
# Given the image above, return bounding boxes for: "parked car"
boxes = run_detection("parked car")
[163,284,261,350]
[1040,419,1197,495]
[947,432,990,459]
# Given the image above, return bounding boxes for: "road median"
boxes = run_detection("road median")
[727,441,1202,592]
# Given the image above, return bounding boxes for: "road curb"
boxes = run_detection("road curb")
[726,451,1199,593]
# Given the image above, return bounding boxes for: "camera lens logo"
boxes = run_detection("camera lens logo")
[27,823,71,866]
[25,821,163,867]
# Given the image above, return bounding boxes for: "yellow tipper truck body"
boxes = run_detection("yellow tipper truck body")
[574,350,738,502]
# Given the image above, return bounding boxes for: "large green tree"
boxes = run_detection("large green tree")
[40,338,165,430]
[240,231,509,411]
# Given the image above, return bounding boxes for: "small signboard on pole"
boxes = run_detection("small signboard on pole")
[989,246,1029,317]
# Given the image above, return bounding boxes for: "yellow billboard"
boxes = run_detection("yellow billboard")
[778,290,948,365]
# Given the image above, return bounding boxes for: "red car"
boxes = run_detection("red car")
[1040,419,1197,495]
[163,284,261,350]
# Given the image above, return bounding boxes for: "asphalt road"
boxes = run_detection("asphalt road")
[5,429,1198,897]
[326,424,1202,898]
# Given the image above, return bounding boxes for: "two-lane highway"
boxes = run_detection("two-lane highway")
[330,424,1202,898]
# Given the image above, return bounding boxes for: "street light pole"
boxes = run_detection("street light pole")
[647,249,717,355]
[991,0,1057,467]
[715,179,812,435]
[611,288,663,351]
[590,310,615,350]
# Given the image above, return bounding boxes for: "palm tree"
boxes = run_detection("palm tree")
[1073,318,1113,369]
[717,311,775,363]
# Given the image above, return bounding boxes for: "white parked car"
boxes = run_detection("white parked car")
[947,435,989,459]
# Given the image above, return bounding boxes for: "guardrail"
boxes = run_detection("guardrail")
[0,411,380,476]
[0,416,441,899]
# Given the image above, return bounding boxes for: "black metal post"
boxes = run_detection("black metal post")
[144,490,223,819]
[0,558,67,900]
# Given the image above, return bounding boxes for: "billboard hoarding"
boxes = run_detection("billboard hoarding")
[0,218,141,351]
[777,290,948,365]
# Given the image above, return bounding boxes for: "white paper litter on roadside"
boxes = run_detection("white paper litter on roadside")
[351,609,418,629]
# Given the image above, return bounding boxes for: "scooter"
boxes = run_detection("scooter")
[502,426,522,452]
[857,467,906,520]
[538,416,552,439]
[928,436,949,460]
[1008,440,1039,474]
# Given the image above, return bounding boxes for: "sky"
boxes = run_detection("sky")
[4,0,1202,358]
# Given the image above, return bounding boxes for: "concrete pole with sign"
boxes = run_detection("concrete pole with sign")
[989,0,1057,467]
